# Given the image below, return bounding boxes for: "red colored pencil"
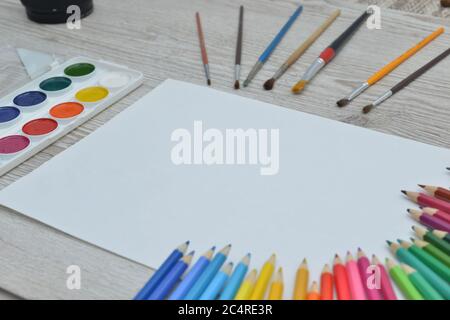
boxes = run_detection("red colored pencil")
[419,185,450,203]
[402,191,450,214]
[320,264,334,300]
[333,255,351,300]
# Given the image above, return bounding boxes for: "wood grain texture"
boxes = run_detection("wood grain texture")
[0,0,449,299]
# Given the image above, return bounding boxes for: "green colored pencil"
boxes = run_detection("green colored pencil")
[431,229,450,244]
[413,226,450,256]
[401,264,444,300]
[388,240,450,299]
[386,258,423,300]
[399,240,450,282]
[412,238,450,268]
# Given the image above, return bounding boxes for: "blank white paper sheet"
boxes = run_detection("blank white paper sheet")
[1,79,449,295]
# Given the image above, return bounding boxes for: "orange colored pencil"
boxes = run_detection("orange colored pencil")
[333,254,352,300]
[307,281,321,300]
[320,264,334,300]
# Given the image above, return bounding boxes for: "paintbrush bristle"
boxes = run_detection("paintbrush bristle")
[263,78,276,91]
[336,98,350,108]
[362,104,374,114]
[292,80,308,94]
[234,80,240,90]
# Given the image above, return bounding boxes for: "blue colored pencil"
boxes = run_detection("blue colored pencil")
[184,244,232,299]
[200,262,234,300]
[168,247,215,300]
[148,251,194,300]
[243,4,303,87]
[219,253,251,300]
[134,241,189,300]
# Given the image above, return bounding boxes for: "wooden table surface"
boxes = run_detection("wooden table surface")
[0,0,449,299]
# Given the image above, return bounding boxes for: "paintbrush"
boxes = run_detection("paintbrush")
[292,9,372,94]
[264,9,340,91]
[195,12,211,86]
[234,6,244,89]
[243,4,303,87]
[363,47,450,114]
[337,27,444,107]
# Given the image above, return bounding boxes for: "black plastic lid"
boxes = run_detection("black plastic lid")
[21,0,94,24]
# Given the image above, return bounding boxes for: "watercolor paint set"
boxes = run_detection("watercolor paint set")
[0,56,143,176]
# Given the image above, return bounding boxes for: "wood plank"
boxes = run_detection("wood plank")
[0,0,449,299]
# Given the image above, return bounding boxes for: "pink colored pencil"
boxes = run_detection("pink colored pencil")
[372,255,397,300]
[345,252,366,300]
[402,191,450,214]
[357,248,383,300]
[422,207,450,224]
[408,209,450,232]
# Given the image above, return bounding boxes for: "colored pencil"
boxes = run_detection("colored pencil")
[219,253,251,300]
[430,229,450,243]
[200,262,233,300]
[399,240,450,282]
[243,4,303,87]
[412,238,450,268]
[293,258,309,300]
[401,264,444,300]
[134,241,189,300]
[234,6,244,90]
[337,27,444,107]
[357,248,382,300]
[372,255,397,300]
[363,47,450,113]
[387,240,450,299]
[320,264,334,300]
[386,258,423,300]
[263,9,340,90]
[413,225,450,255]
[333,254,351,300]
[422,207,450,224]
[307,281,321,300]
[148,251,194,300]
[168,246,215,300]
[268,267,284,300]
[235,269,257,300]
[195,12,211,86]
[250,254,276,300]
[185,244,231,299]
[345,251,366,300]
[402,190,450,214]
[292,9,371,94]
[419,184,450,202]
[408,209,450,233]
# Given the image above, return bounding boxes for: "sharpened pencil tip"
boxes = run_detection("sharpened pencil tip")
[263,78,275,91]
[418,184,425,188]
[362,104,374,114]
[292,80,307,94]
[401,190,407,195]
[386,240,393,245]
[337,99,350,108]
[234,80,240,90]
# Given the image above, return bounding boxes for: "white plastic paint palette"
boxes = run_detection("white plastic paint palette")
[0,57,143,176]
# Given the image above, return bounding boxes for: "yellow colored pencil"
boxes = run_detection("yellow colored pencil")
[235,269,257,300]
[268,267,284,300]
[250,254,276,300]
[293,258,309,300]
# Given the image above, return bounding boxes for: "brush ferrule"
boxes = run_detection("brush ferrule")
[373,90,393,107]
[347,82,369,101]
[243,61,263,87]
[203,63,211,81]
[302,58,325,82]
[234,64,241,82]
[273,64,289,80]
